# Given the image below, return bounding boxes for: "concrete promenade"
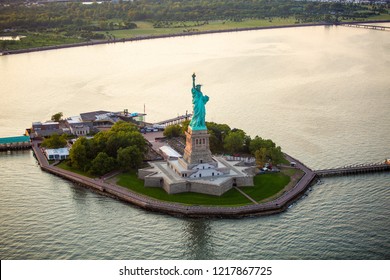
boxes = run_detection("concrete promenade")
[32,140,317,218]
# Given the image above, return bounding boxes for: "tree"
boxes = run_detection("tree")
[89,152,116,176]
[90,131,108,156]
[206,122,231,153]
[41,133,67,149]
[254,144,284,167]
[68,121,146,174]
[181,119,190,133]
[249,136,276,155]
[223,130,246,154]
[69,137,89,171]
[105,122,146,157]
[208,130,220,154]
[110,120,138,133]
[163,124,182,138]
[117,145,144,170]
[51,112,63,122]
[269,146,284,165]
[255,147,268,168]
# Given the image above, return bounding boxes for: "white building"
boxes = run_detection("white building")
[44,148,69,161]
[159,145,182,160]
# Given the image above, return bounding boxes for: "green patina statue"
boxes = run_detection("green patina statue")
[189,73,209,131]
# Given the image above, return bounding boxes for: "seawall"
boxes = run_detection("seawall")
[31,140,317,218]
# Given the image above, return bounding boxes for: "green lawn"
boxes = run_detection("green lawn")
[240,173,291,203]
[116,171,252,206]
[116,170,292,206]
[101,18,298,39]
[1,33,84,51]
[56,161,95,178]
[369,14,390,21]
[3,15,389,52]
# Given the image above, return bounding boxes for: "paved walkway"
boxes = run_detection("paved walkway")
[32,140,317,218]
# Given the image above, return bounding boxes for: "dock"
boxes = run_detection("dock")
[155,113,192,127]
[341,23,390,31]
[0,136,31,151]
[315,162,390,177]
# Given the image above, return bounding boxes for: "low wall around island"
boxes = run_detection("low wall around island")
[31,141,318,218]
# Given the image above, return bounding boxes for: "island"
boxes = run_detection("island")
[19,74,313,217]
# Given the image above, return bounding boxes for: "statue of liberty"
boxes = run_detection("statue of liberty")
[189,73,209,131]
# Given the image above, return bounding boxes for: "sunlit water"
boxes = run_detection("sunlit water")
[0,25,389,259]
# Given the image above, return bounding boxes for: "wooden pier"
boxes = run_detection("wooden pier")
[0,136,31,152]
[341,23,390,31]
[155,113,192,127]
[0,142,32,151]
[315,162,390,177]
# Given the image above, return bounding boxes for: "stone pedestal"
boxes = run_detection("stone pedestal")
[180,127,214,170]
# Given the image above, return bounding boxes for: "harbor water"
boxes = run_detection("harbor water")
[0,24,389,259]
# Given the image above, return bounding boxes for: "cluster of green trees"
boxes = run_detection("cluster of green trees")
[41,133,67,149]
[68,121,146,176]
[0,1,137,41]
[164,120,284,167]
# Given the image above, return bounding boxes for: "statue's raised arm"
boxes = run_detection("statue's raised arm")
[192,73,196,89]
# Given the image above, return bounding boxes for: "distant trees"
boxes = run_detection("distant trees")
[0,0,386,50]
[0,0,384,36]
[68,121,146,176]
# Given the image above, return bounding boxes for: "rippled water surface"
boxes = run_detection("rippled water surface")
[0,25,389,259]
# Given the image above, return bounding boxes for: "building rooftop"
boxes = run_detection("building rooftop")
[159,145,182,159]
[32,121,59,126]
[66,116,83,124]
[45,148,69,156]
[80,110,110,122]
[0,136,30,145]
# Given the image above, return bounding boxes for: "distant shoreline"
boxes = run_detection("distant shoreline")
[2,20,389,56]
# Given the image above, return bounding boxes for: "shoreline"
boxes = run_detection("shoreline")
[2,20,389,56]
[31,139,317,218]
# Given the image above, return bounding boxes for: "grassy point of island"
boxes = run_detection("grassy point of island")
[114,168,303,207]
